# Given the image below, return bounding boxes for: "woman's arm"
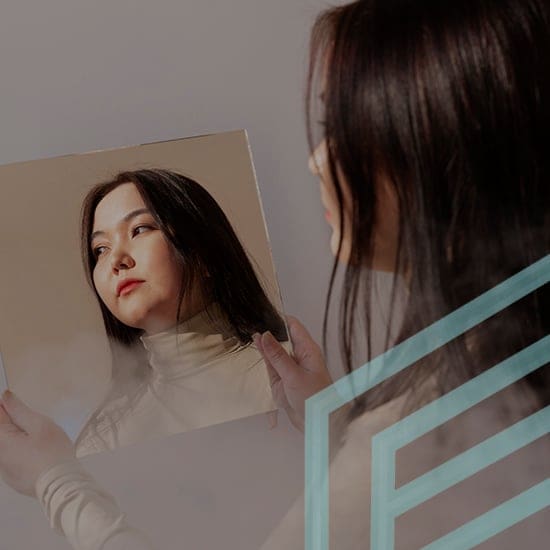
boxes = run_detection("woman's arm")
[36,460,154,550]
[0,391,153,550]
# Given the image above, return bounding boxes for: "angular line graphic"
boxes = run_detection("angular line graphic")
[304,255,550,550]
[422,480,550,550]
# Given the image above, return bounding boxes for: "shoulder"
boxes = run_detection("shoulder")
[75,390,147,458]
[343,394,407,448]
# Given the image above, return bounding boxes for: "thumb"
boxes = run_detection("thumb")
[286,316,325,372]
[0,403,12,425]
[1,391,43,434]
[260,331,300,384]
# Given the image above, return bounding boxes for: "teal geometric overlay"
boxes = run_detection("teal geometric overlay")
[304,255,550,550]
[371,346,549,548]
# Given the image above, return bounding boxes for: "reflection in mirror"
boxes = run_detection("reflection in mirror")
[0,130,288,457]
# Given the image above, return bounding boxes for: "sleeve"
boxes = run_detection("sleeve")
[35,460,155,550]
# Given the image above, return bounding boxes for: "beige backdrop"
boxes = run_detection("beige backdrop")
[0,129,285,436]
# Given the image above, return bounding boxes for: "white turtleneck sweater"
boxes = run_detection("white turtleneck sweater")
[75,305,276,457]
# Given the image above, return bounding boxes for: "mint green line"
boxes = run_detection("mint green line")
[306,255,550,550]
[421,480,550,549]
[377,336,550,452]
[390,407,549,516]
[305,400,330,550]
[370,336,549,548]
[371,436,396,548]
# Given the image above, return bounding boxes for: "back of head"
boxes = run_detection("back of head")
[308,0,550,412]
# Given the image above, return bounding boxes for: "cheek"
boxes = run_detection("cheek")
[321,163,349,219]
[92,265,112,308]
[146,237,183,289]
[162,254,184,291]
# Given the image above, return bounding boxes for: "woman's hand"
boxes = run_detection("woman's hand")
[0,390,75,497]
[254,316,333,432]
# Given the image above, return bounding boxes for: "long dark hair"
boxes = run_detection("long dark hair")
[308,0,549,417]
[76,168,287,449]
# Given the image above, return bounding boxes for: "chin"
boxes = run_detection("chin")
[329,230,340,255]
[114,306,151,331]
[330,233,352,265]
[117,317,147,331]
[124,305,179,334]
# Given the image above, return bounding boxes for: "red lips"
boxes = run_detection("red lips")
[116,278,144,297]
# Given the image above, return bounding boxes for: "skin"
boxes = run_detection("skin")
[308,139,353,261]
[0,392,74,496]
[90,182,204,334]
[309,139,399,271]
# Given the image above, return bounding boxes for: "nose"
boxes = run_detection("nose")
[308,140,326,176]
[110,242,135,272]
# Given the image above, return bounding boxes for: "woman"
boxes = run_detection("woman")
[0,0,549,548]
[79,168,287,455]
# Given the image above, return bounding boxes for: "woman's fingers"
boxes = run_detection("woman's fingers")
[260,331,300,384]
[0,391,75,497]
[254,316,334,433]
[254,320,322,383]
[0,401,24,441]
[286,316,324,372]
[0,403,11,425]
[254,332,280,387]
[253,317,334,433]
[1,390,43,434]
[264,358,281,389]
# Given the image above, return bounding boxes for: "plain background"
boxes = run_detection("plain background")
[0,1,346,548]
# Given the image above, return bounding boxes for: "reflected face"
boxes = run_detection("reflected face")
[309,139,399,271]
[90,183,184,334]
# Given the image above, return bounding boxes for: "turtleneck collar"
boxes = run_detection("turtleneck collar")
[139,303,242,380]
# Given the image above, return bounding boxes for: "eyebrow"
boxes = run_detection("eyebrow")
[90,208,151,243]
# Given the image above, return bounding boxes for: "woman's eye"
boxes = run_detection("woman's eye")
[132,224,153,237]
[93,245,108,258]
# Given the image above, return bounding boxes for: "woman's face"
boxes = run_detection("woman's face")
[309,139,399,271]
[90,182,185,334]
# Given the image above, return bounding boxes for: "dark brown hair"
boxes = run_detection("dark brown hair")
[308,0,549,416]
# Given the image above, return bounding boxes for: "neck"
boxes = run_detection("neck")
[142,293,211,336]
[139,303,238,379]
